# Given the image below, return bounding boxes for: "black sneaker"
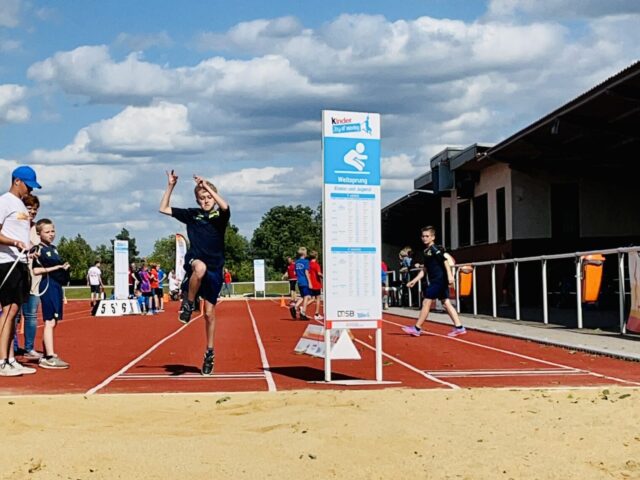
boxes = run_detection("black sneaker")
[289,304,297,319]
[179,300,195,324]
[299,311,309,321]
[202,350,215,376]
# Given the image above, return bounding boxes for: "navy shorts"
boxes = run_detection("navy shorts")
[90,284,101,294]
[310,289,321,297]
[424,282,449,300]
[298,285,312,297]
[289,280,297,292]
[41,280,64,321]
[183,262,223,305]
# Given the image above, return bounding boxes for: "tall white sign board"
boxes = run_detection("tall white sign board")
[253,259,266,297]
[113,240,129,300]
[322,110,383,382]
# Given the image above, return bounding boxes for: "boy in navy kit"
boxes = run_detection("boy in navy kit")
[401,226,466,337]
[33,218,71,368]
[159,170,230,376]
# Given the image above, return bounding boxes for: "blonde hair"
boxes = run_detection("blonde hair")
[194,180,217,196]
[297,246,307,256]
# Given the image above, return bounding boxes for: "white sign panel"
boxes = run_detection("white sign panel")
[114,240,129,300]
[253,259,265,293]
[322,110,382,328]
[175,234,187,282]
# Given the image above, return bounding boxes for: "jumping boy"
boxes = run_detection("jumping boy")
[33,218,71,368]
[159,170,230,376]
[291,247,312,320]
[401,226,466,337]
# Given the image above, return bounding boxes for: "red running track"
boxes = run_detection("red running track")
[3,298,640,396]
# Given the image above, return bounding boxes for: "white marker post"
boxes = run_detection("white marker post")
[254,259,266,298]
[322,110,384,383]
[114,240,129,300]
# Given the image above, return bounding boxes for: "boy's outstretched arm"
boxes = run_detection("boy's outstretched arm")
[159,170,178,216]
[194,175,229,211]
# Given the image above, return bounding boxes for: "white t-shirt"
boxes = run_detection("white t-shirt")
[87,266,102,285]
[168,273,179,291]
[0,192,31,264]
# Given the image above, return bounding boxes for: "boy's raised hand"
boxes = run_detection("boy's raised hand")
[166,169,178,186]
[193,175,205,188]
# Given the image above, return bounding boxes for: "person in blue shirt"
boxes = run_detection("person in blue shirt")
[33,218,71,369]
[290,247,312,320]
[159,170,230,376]
[401,226,466,338]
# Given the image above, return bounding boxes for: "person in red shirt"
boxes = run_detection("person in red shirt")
[308,250,323,320]
[220,268,232,297]
[149,265,160,313]
[281,257,297,303]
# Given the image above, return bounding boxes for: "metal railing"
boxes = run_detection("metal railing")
[451,246,640,334]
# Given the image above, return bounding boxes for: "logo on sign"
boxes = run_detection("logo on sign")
[331,114,373,135]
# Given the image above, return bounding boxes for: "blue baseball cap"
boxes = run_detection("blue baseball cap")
[12,165,41,189]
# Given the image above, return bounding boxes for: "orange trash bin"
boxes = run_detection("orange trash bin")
[458,265,473,297]
[581,254,605,303]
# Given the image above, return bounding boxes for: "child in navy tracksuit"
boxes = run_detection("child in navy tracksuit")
[33,218,71,369]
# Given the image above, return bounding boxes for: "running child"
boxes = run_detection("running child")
[290,247,312,320]
[33,218,71,369]
[159,170,230,376]
[282,257,297,303]
[401,226,466,337]
[308,250,323,320]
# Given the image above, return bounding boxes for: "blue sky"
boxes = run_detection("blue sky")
[2,0,639,254]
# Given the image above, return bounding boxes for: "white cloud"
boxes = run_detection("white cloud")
[0,0,21,27]
[114,31,173,51]
[0,84,29,123]
[486,0,640,20]
[85,101,215,155]
[213,166,297,196]
[0,39,21,52]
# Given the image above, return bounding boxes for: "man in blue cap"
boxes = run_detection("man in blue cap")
[0,166,41,377]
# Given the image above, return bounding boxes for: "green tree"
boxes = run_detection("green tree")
[225,224,251,281]
[147,235,176,271]
[111,228,140,263]
[93,244,113,284]
[57,234,94,284]
[251,204,322,278]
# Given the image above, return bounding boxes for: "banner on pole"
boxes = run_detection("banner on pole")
[113,240,129,300]
[175,233,187,282]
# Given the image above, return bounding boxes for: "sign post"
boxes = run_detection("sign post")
[114,240,129,300]
[254,259,266,298]
[322,110,384,383]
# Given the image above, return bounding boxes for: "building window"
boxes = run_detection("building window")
[473,193,488,244]
[458,201,471,247]
[444,208,451,249]
[496,187,506,242]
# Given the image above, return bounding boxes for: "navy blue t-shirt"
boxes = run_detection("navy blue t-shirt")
[171,207,230,270]
[38,244,69,285]
[423,244,447,284]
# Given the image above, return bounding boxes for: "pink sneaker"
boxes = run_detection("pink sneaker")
[447,327,467,337]
[401,325,421,337]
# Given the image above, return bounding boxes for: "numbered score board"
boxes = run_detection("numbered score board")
[94,299,142,316]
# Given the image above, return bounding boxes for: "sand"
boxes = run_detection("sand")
[1,387,640,479]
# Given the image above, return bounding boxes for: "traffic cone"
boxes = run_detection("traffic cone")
[280,296,286,307]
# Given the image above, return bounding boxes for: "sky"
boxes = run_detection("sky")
[1,0,639,255]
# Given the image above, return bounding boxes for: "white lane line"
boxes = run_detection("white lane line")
[384,316,640,386]
[245,299,277,392]
[85,311,203,395]
[119,372,264,377]
[309,317,459,389]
